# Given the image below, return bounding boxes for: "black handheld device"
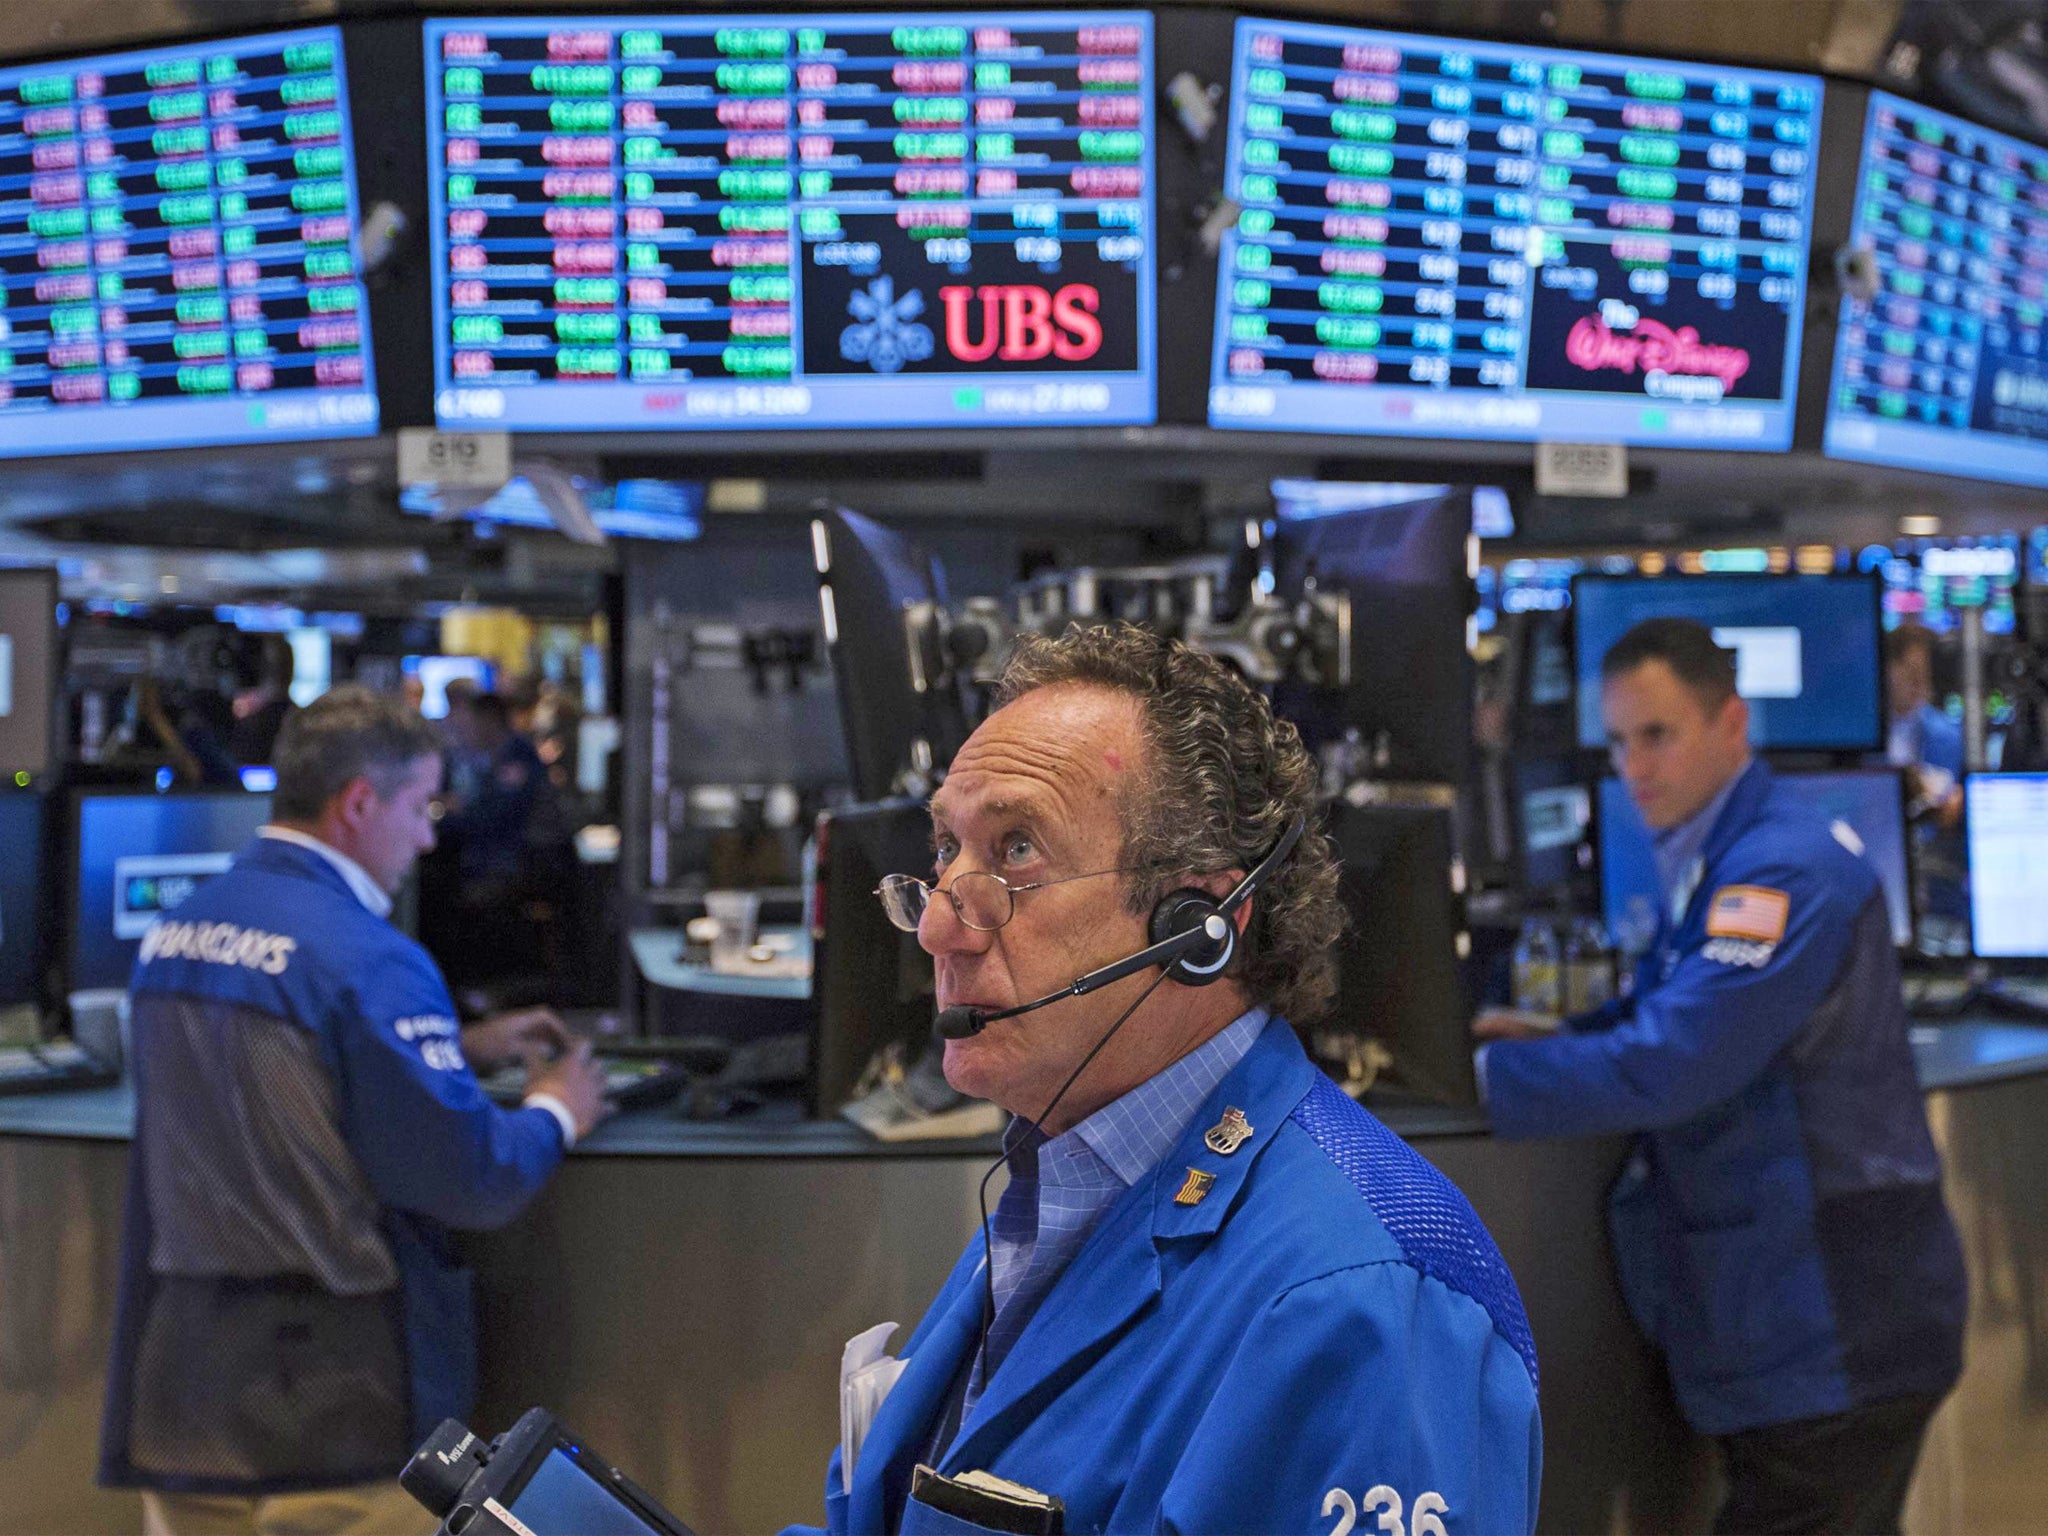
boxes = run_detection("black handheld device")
[401,1409,696,1536]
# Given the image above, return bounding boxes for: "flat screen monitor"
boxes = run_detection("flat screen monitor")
[410,654,495,719]
[1599,769,1912,951]
[1513,755,1589,891]
[1572,574,1883,751]
[399,475,705,542]
[1872,537,2019,635]
[1270,490,1473,783]
[1966,773,2048,957]
[425,13,1157,432]
[1319,799,1473,1104]
[1823,91,2048,488]
[71,790,273,991]
[813,508,968,800]
[0,791,48,1009]
[1208,19,1822,447]
[0,27,378,457]
[0,567,57,777]
[812,796,936,1113]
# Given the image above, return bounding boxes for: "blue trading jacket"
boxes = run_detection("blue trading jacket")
[99,837,564,1493]
[1484,761,1965,1435]
[785,1018,1541,1535]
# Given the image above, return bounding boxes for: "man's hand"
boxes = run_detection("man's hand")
[461,1008,573,1074]
[1472,1007,1563,1043]
[527,1040,611,1141]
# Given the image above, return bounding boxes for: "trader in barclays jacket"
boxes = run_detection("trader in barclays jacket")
[100,686,609,1536]
[788,624,1541,1535]
[1477,618,1966,1535]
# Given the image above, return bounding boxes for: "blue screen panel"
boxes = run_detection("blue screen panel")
[1209,19,1821,447]
[426,14,1156,432]
[1966,773,2048,958]
[1824,92,2048,489]
[0,793,45,1007]
[1572,575,1882,751]
[510,1449,663,1536]
[0,28,378,457]
[72,792,272,991]
[1600,769,1911,949]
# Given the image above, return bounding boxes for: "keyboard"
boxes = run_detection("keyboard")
[1983,976,2048,1019]
[1903,973,1976,1018]
[0,1040,119,1096]
[477,1055,689,1112]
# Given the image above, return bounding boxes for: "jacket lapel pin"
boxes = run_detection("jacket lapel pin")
[1173,1167,1216,1206]
[1203,1106,1253,1156]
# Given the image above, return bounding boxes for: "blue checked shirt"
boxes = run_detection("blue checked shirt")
[965,1007,1269,1419]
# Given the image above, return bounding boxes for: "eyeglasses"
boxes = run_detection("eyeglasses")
[875,866,1133,933]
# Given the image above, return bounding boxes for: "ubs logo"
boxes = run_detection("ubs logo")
[939,284,1103,362]
[839,276,935,374]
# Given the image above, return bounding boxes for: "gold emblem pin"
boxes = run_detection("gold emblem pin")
[1173,1167,1216,1206]
[1204,1106,1254,1156]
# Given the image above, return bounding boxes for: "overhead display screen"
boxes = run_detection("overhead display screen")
[1208,20,1822,447]
[425,13,1156,433]
[0,27,378,457]
[1824,92,2048,488]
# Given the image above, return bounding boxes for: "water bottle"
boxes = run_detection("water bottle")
[1512,916,1562,1015]
[1563,917,1615,1015]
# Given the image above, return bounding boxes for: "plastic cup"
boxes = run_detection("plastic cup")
[704,890,761,971]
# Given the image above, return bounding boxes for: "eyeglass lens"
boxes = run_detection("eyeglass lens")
[877,871,1017,933]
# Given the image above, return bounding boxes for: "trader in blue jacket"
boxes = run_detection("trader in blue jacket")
[789,625,1541,1535]
[99,686,608,1536]
[1477,618,1966,1535]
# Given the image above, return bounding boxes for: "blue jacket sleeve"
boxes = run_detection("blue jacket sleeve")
[1483,861,1852,1139]
[1158,1262,1541,1535]
[333,942,564,1228]
[1566,992,1635,1034]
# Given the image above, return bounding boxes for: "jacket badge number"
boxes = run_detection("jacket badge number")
[1203,1106,1254,1156]
[1173,1167,1217,1206]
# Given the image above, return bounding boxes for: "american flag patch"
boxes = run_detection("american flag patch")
[1705,885,1790,944]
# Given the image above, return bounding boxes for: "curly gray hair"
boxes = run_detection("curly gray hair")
[993,623,1343,1023]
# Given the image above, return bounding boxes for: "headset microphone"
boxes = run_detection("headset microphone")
[935,815,1305,1041]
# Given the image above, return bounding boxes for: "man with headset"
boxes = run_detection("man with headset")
[1476,619,1965,1535]
[788,625,1540,1534]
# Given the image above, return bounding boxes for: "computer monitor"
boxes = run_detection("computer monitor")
[1599,769,1912,951]
[813,510,969,802]
[1270,492,1473,784]
[1824,91,2048,489]
[1209,19,1823,450]
[1572,574,1883,752]
[71,791,274,992]
[0,27,380,458]
[1317,799,1473,1104]
[410,656,495,721]
[1513,756,1590,894]
[1966,774,2048,958]
[0,568,58,779]
[811,797,938,1114]
[425,13,1157,434]
[0,792,49,1011]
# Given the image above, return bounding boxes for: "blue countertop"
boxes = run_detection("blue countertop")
[5,1015,2043,1156]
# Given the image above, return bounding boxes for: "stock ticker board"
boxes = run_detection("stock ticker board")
[424,14,1157,433]
[1207,20,1822,449]
[0,26,378,457]
[1823,90,2048,489]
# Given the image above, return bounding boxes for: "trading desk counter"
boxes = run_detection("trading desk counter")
[3,1020,2045,1533]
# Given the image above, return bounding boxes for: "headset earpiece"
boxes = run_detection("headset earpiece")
[1148,890,1234,985]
